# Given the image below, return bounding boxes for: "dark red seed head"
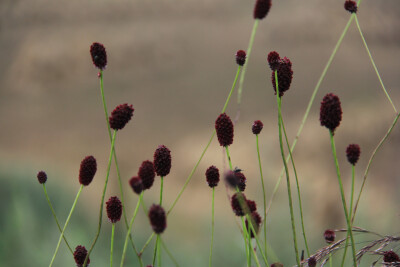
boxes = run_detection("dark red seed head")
[138,160,155,190]
[153,145,171,177]
[245,211,262,238]
[205,166,220,188]
[129,176,143,195]
[235,171,247,192]
[246,199,257,213]
[383,250,400,263]
[308,256,317,267]
[236,50,247,66]
[148,204,167,234]
[74,245,90,267]
[320,93,342,133]
[253,0,272,20]
[90,42,107,70]
[109,103,134,131]
[215,113,234,147]
[267,51,280,71]
[324,229,336,244]
[106,196,123,223]
[346,144,361,165]
[271,57,293,97]
[224,170,246,191]
[79,156,97,186]
[231,192,252,216]
[252,120,264,135]
[344,0,357,13]
[37,171,47,184]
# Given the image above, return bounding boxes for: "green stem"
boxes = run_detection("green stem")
[248,227,252,267]
[153,177,164,266]
[329,131,357,267]
[237,19,259,104]
[84,130,117,267]
[120,193,143,267]
[157,235,161,267]
[42,184,73,254]
[275,71,300,266]
[110,223,115,267]
[244,211,268,266]
[354,16,397,113]
[160,237,179,267]
[329,254,333,267]
[140,232,155,256]
[99,70,142,264]
[49,185,84,267]
[225,146,233,170]
[255,135,268,260]
[153,235,160,266]
[160,177,164,206]
[209,187,215,267]
[280,116,310,257]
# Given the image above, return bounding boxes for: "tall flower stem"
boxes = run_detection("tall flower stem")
[42,184,73,254]
[160,237,179,267]
[84,130,117,267]
[49,184,84,267]
[274,71,300,266]
[153,177,165,266]
[110,223,115,267]
[354,16,397,113]
[98,70,142,263]
[329,131,357,267]
[120,193,143,267]
[209,187,215,267]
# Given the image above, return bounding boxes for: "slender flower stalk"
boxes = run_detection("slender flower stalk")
[49,185,84,267]
[274,71,300,266]
[208,187,215,267]
[110,223,115,267]
[159,238,179,267]
[42,184,73,254]
[152,177,164,267]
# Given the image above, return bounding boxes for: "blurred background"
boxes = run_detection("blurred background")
[0,0,399,266]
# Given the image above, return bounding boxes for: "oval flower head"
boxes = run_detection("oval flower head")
[215,113,234,147]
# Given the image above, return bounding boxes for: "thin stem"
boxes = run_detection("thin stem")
[140,232,155,256]
[209,187,215,267]
[84,130,117,267]
[110,223,115,267]
[243,211,268,266]
[49,185,84,267]
[280,116,310,257]
[120,193,143,267]
[153,177,164,266]
[42,184,73,254]
[248,228,252,267]
[99,70,142,263]
[160,177,164,206]
[153,235,160,266]
[354,16,397,113]
[329,254,333,267]
[275,71,300,266]
[329,131,357,267]
[225,146,233,170]
[237,19,259,104]
[160,237,179,267]
[223,66,241,112]
[157,235,161,267]
[352,112,400,222]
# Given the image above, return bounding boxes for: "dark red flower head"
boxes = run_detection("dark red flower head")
[129,176,143,195]
[320,93,342,133]
[79,156,97,186]
[324,229,336,244]
[236,50,247,66]
[148,204,167,234]
[37,171,47,184]
[253,0,272,20]
[90,42,107,70]
[106,196,122,223]
[231,192,255,216]
[153,145,171,177]
[344,1,357,13]
[245,211,262,238]
[267,51,280,71]
[346,144,361,165]
[225,170,246,191]
[383,250,400,263]
[215,113,234,147]
[74,245,90,267]
[109,103,134,130]
[308,256,317,267]
[252,120,264,135]
[272,56,293,97]
[138,160,155,190]
[205,166,220,188]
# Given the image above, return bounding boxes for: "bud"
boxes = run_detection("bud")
[324,229,336,244]
[344,0,357,13]
[235,50,247,66]
[267,51,280,71]
[106,196,123,223]
[308,256,317,267]
[74,245,90,267]
[346,144,360,165]
[383,250,400,263]
[271,57,293,97]
[253,0,272,20]
[205,166,220,188]
[320,93,342,133]
[215,113,234,147]
[129,176,143,195]
[90,42,107,70]
[148,204,167,234]
[37,171,47,184]
[252,120,264,135]
[79,156,97,186]
[109,103,134,130]
[138,160,155,190]
[153,145,172,177]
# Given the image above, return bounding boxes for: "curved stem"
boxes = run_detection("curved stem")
[209,187,215,267]
[42,184,73,254]
[110,223,115,267]
[49,185,84,267]
[140,232,155,256]
[160,237,179,267]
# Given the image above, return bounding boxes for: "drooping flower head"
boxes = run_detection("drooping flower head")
[148,204,167,234]
[106,196,123,223]
[252,120,264,135]
[245,211,262,238]
[90,42,107,70]
[320,93,342,133]
[383,250,400,263]
[215,113,234,147]
[79,156,97,186]
[138,160,155,190]
[267,51,280,71]
[129,176,143,195]
[74,245,90,267]
[271,56,293,97]
[344,0,357,13]
[253,0,272,20]
[205,165,220,188]
[324,229,336,244]
[346,144,361,165]
[109,103,134,130]
[153,145,171,177]
[236,50,247,66]
[37,171,47,184]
